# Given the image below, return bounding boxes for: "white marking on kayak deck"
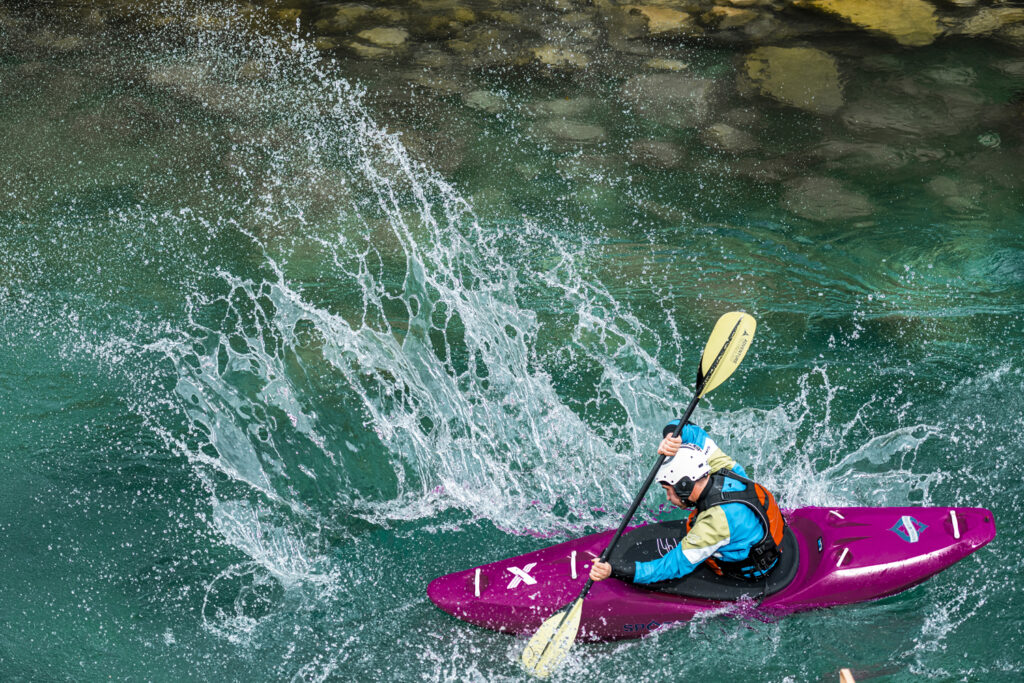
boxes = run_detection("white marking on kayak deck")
[582,550,598,571]
[474,568,481,597]
[829,510,845,519]
[656,537,679,557]
[570,551,577,579]
[837,547,850,568]
[506,562,538,589]
[901,515,919,543]
[950,510,960,539]
[834,546,950,580]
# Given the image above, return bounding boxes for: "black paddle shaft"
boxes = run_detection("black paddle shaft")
[527,315,746,673]
[595,392,700,564]
[593,317,745,573]
[568,393,700,600]
[583,314,744,592]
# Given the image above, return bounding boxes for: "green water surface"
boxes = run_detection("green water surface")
[2,1,1023,680]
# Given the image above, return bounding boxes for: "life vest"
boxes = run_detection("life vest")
[685,469,786,580]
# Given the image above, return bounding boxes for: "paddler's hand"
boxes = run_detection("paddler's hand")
[589,560,612,582]
[658,435,682,458]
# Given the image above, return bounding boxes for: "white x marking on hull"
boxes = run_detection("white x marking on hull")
[506,562,538,589]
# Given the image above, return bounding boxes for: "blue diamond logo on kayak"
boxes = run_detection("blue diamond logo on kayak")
[890,516,928,543]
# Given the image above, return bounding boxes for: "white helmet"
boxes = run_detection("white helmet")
[656,443,710,499]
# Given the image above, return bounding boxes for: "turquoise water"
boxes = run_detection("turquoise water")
[2,1,1024,680]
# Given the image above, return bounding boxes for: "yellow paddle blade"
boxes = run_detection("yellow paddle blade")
[697,311,756,397]
[521,598,583,678]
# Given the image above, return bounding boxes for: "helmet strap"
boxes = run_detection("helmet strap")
[672,479,695,501]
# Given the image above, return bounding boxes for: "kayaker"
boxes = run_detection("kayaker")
[590,421,786,585]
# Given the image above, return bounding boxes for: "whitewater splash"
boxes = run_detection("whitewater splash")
[47,1,693,567]
[40,0,960,569]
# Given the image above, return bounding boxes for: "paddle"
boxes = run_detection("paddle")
[520,311,757,678]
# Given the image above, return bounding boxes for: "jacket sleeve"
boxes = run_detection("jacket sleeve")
[632,507,732,584]
[663,421,740,474]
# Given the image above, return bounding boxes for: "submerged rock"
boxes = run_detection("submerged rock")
[1000,23,1024,47]
[408,71,465,96]
[625,6,698,37]
[444,27,508,61]
[605,6,648,43]
[921,65,977,86]
[414,15,459,40]
[348,41,392,59]
[810,140,907,170]
[464,90,506,114]
[273,8,301,21]
[412,48,453,70]
[528,46,590,69]
[796,0,941,46]
[529,97,599,118]
[782,177,874,221]
[413,7,477,40]
[939,85,990,123]
[841,98,965,137]
[721,106,759,128]
[347,28,410,59]
[994,60,1024,78]
[559,13,601,41]
[556,154,625,181]
[540,119,607,143]
[645,58,689,72]
[620,74,718,129]
[372,8,410,23]
[146,62,265,117]
[956,7,1024,36]
[627,139,686,169]
[860,54,904,73]
[414,0,464,9]
[728,157,791,183]
[357,27,409,48]
[926,176,960,198]
[926,175,983,212]
[482,10,524,26]
[701,123,758,153]
[702,6,759,30]
[315,5,372,33]
[29,30,84,52]
[399,125,469,175]
[451,7,476,24]
[605,5,704,46]
[741,46,843,116]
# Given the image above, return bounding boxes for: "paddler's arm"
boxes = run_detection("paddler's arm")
[590,509,733,584]
[664,420,747,476]
[633,509,731,583]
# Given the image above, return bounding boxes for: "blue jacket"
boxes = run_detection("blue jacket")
[633,424,768,584]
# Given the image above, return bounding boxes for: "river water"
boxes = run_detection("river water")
[1,1,1023,680]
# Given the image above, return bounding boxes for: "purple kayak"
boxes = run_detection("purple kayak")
[428,506,995,641]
